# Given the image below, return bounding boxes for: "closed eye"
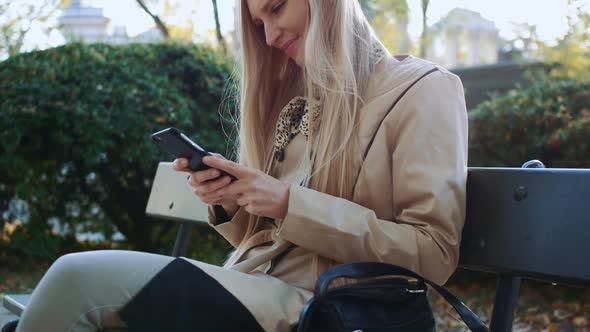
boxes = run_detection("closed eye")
[272,1,285,14]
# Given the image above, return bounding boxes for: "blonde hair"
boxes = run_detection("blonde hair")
[230,0,385,200]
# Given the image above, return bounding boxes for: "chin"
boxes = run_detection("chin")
[293,55,304,68]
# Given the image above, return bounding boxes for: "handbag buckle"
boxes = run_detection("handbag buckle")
[406,288,425,294]
[405,279,426,293]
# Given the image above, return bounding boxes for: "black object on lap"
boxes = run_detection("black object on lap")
[1,320,18,332]
[297,262,489,332]
[119,258,264,332]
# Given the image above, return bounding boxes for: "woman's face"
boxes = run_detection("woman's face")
[246,0,309,67]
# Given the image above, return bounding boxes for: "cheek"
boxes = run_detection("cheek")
[289,0,309,37]
[283,15,306,38]
[296,20,307,38]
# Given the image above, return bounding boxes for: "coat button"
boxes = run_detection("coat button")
[275,149,285,162]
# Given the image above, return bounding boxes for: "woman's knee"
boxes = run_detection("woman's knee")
[44,252,94,286]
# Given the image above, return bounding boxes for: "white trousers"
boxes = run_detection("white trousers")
[15,250,311,332]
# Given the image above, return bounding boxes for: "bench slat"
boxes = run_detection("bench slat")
[460,167,590,287]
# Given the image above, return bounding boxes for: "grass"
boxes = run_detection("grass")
[0,256,49,296]
[431,269,590,331]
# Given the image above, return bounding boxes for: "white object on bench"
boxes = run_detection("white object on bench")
[2,294,30,317]
[145,162,209,224]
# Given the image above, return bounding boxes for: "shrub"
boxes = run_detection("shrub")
[468,77,590,168]
[0,42,236,263]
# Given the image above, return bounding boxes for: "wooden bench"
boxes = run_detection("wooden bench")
[4,160,590,332]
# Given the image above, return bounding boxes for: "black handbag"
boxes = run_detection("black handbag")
[297,262,490,332]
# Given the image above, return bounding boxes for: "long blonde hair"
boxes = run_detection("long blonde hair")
[231,0,384,200]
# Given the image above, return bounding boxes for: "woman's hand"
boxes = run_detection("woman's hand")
[201,156,291,220]
[172,154,240,217]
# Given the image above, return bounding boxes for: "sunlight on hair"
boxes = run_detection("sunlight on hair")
[233,0,388,200]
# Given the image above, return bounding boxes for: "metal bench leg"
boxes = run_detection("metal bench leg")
[488,159,543,331]
[171,222,193,257]
[490,275,521,332]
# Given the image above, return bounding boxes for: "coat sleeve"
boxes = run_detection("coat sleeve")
[275,70,468,285]
[208,205,249,248]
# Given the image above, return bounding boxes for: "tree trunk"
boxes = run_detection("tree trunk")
[420,0,430,59]
[212,0,227,54]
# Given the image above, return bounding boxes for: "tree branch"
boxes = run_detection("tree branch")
[135,0,170,39]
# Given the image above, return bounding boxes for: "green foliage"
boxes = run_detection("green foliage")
[0,42,236,262]
[5,224,62,259]
[540,0,590,82]
[469,76,590,168]
[0,0,67,60]
[359,0,412,54]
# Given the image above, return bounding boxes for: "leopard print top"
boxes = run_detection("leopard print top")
[273,42,387,162]
[273,97,321,161]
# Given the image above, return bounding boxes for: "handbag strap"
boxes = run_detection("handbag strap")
[315,262,490,332]
[351,67,439,194]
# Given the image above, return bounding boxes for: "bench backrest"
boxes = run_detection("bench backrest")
[145,163,590,287]
[459,167,590,287]
[146,162,209,224]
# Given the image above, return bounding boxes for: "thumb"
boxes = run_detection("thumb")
[209,152,226,160]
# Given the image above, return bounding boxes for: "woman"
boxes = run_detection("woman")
[8,0,467,331]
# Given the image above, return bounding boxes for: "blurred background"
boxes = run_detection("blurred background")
[1,1,589,330]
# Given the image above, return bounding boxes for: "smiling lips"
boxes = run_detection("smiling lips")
[281,37,299,57]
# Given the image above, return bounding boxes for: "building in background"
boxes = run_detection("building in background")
[58,0,162,44]
[58,1,515,73]
[426,8,500,69]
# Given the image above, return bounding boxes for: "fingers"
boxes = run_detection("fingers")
[200,176,232,194]
[188,168,221,187]
[202,194,240,206]
[173,154,224,172]
[191,175,232,201]
[209,152,226,160]
[213,179,249,197]
[197,173,250,205]
[236,195,249,207]
[172,158,190,171]
[202,156,247,179]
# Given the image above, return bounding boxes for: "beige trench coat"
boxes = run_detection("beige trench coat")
[204,54,468,331]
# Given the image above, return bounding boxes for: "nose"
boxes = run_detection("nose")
[264,22,281,48]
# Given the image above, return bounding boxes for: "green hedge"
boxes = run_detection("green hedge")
[469,77,590,168]
[0,42,236,263]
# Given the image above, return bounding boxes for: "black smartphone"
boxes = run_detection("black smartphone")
[151,127,236,181]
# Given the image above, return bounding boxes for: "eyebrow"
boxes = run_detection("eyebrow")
[251,0,272,24]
